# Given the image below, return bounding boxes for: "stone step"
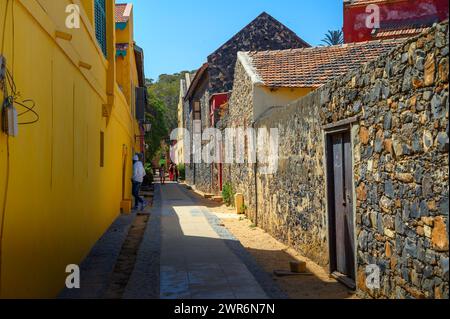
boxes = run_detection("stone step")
[212,196,223,203]
[140,191,154,197]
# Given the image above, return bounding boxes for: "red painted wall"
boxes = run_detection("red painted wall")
[209,93,229,127]
[344,0,449,43]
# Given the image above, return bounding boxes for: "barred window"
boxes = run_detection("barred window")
[94,0,107,57]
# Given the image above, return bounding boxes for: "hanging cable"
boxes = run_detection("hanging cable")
[3,66,39,125]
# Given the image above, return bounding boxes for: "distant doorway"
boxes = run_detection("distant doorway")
[325,128,355,288]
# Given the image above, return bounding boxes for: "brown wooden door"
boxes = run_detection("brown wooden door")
[328,131,355,281]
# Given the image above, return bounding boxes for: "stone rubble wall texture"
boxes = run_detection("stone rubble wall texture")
[225,22,449,299]
[207,12,309,94]
[184,98,194,186]
[194,90,213,193]
[222,61,257,217]
[185,82,213,193]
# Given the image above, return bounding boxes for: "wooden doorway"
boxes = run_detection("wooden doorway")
[326,128,355,288]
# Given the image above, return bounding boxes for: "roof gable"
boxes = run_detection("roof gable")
[207,12,311,93]
[209,12,310,58]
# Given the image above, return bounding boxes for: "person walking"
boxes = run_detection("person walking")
[169,162,174,181]
[159,164,166,185]
[174,164,179,183]
[132,154,147,210]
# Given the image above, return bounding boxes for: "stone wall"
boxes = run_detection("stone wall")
[326,23,449,299]
[221,61,257,217]
[194,89,213,193]
[225,22,449,298]
[255,93,330,266]
[185,80,214,193]
[184,98,194,186]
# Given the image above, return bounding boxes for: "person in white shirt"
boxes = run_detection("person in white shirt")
[132,154,147,210]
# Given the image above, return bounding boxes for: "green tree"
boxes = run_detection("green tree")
[321,30,344,46]
[147,71,195,131]
[145,90,169,162]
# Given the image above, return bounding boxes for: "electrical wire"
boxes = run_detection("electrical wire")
[3,66,39,125]
[5,68,16,97]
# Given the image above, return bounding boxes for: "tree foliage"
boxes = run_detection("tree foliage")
[145,90,169,162]
[147,71,195,132]
[321,30,344,46]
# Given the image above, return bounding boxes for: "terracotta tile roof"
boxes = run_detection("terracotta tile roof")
[344,0,388,6]
[245,39,403,88]
[374,27,429,39]
[115,3,132,23]
[371,17,437,39]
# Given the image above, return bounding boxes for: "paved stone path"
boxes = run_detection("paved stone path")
[154,182,271,299]
[61,181,286,299]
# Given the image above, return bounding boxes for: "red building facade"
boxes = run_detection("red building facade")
[344,0,449,43]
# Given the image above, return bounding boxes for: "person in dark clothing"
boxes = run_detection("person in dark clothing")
[132,154,147,210]
[174,164,179,182]
[159,164,166,185]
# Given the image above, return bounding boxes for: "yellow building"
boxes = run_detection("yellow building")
[0,0,145,298]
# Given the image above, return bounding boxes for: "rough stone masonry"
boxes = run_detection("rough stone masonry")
[224,21,449,298]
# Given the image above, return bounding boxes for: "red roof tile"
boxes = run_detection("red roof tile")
[115,3,132,23]
[246,39,404,88]
[374,27,429,39]
[344,0,389,6]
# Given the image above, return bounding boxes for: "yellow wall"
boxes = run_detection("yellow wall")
[253,86,314,121]
[0,0,141,298]
[115,8,137,111]
[115,7,141,144]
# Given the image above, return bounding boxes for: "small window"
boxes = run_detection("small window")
[100,131,105,167]
[94,0,107,57]
[193,101,201,120]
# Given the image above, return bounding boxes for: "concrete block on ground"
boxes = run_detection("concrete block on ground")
[235,193,244,214]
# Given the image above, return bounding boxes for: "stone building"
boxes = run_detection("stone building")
[223,21,449,298]
[182,12,310,193]
[175,73,192,165]
[222,39,403,228]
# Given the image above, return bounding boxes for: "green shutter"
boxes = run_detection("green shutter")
[94,0,107,57]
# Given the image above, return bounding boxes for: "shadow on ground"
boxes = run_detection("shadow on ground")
[172,183,353,299]
[60,181,353,299]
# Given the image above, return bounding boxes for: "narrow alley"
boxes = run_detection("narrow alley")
[60,181,356,299]
[0,0,448,303]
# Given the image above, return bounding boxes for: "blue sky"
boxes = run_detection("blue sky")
[129,0,343,80]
